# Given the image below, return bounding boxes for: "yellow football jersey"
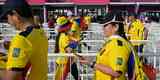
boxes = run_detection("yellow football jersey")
[0,46,7,69]
[0,57,6,69]
[56,33,70,64]
[84,16,91,25]
[128,19,144,46]
[7,26,48,80]
[95,35,131,80]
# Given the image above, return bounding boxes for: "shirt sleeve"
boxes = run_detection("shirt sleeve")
[103,40,129,73]
[109,40,129,73]
[7,35,32,69]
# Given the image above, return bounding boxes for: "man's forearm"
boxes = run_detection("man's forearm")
[5,70,24,80]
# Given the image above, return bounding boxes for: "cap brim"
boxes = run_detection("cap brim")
[102,21,122,26]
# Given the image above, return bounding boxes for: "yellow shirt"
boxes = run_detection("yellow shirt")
[7,26,48,80]
[95,35,131,80]
[0,55,6,69]
[0,45,7,69]
[84,16,91,25]
[0,61,5,69]
[128,19,144,46]
[56,33,70,64]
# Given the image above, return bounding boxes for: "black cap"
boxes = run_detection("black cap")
[100,12,124,26]
[0,0,32,20]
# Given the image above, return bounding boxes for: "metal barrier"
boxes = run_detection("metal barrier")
[48,53,160,80]
[48,53,95,80]
[1,23,160,80]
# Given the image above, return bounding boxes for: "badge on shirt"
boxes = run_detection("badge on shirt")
[12,48,21,57]
[116,57,123,65]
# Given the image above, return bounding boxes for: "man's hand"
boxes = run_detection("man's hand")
[79,57,90,64]
[5,70,24,80]
[65,47,72,53]
[3,41,10,50]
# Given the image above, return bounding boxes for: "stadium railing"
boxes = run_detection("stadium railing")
[1,23,160,80]
[48,53,160,80]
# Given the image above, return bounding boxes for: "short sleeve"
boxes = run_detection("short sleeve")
[103,39,129,72]
[7,35,32,69]
[109,40,129,72]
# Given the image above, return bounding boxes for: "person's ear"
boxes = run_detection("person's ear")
[114,24,119,32]
[11,10,21,21]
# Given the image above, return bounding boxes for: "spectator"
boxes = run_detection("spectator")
[80,12,132,80]
[0,0,48,80]
[127,13,146,55]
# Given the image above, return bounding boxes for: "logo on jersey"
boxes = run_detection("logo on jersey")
[116,57,123,65]
[12,48,21,57]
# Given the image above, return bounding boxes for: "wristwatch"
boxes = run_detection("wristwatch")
[90,61,96,68]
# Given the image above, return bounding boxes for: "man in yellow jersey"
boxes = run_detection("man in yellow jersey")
[80,12,132,80]
[127,13,146,54]
[0,0,48,80]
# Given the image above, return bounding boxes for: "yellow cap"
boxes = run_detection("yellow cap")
[56,16,68,25]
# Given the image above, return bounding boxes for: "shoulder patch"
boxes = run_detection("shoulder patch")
[116,57,123,65]
[12,48,21,57]
[117,40,123,46]
[19,26,33,37]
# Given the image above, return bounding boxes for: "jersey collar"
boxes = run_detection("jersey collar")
[109,35,122,39]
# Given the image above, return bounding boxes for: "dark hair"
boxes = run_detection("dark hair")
[15,7,33,19]
[128,12,137,18]
[114,12,128,40]
[150,16,159,22]
[7,6,33,20]
[110,22,128,41]
[117,23,128,40]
